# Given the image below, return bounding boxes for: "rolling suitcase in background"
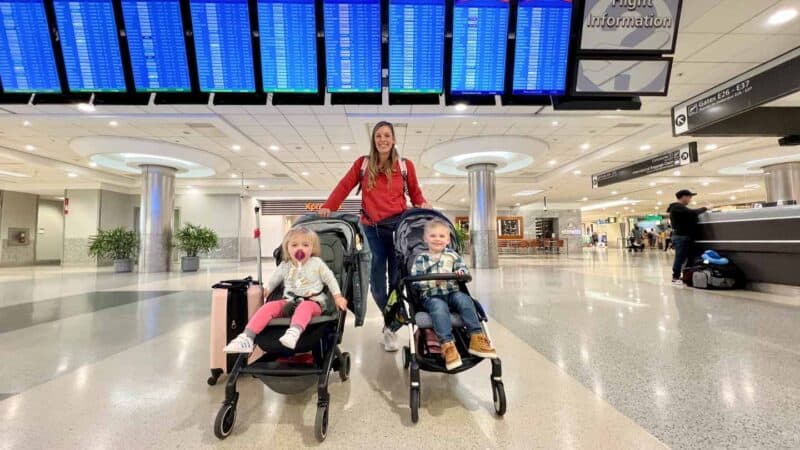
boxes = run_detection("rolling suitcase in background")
[207,206,265,386]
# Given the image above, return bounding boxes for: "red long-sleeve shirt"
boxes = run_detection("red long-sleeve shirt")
[323,156,427,225]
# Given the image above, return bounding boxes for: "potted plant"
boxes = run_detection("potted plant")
[88,227,139,272]
[454,224,469,254]
[174,223,219,272]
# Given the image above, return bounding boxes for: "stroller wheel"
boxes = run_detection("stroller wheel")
[492,381,507,416]
[213,402,237,439]
[314,405,329,442]
[410,388,420,424]
[402,346,410,370]
[339,352,351,382]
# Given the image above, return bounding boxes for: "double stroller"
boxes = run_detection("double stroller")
[389,209,506,422]
[213,213,370,442]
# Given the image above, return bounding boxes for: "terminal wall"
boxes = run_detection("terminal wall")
[0,191,39,266]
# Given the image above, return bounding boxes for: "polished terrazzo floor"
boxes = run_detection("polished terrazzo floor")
[1,250,798,449]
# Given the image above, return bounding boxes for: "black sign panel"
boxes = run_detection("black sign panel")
[592,142,697,188]
[672,47,800,136]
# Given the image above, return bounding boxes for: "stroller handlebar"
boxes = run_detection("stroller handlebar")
[403,273,472,284]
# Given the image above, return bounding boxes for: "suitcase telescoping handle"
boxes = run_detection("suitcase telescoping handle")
[255,206,263,285]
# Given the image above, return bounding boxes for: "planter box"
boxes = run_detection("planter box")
[181,256,200,272]
[113,259,133,273]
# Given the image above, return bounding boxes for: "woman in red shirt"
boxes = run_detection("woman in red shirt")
[319,121,430,351]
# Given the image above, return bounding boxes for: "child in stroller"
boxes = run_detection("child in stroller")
[390,209,506,423]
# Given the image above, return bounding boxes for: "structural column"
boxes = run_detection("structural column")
[468,163,498,269]
[763,162,800,203]
[139,165,176,272]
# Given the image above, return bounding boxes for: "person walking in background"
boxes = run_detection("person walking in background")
[667,190,708,285]
[319,121,431,352]
[663,226,673,252]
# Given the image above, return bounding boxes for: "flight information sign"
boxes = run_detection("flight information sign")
[0,0,61,93]
[53,0,127,92]
[257,0,318,93]
[190,0,255,92]
[512,0,571,95]
[121,0,191,92]
[388,0,445,93]
[450,0,509,95]
[323,0,381,93]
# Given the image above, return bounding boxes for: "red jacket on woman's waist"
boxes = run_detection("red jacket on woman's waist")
[322,156,427,225]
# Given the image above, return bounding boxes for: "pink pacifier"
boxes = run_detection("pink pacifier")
[294,250,306,262]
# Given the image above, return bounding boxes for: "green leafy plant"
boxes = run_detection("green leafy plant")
[88,227,139,261]
[174,223,219,257]
[454,224,469,254]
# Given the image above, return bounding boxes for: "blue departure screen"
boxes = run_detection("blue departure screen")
[0,0,61,93]
[257,0,318,93]
[389,0,444,93]
[54,0,127,92]
[122,0,191,92]
[513,0,571,95]
[451,0,508,95]
[190,0,255,92]
[323,0,381,93]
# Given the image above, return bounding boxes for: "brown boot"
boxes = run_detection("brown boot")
[441,341,462,371]
[468,332,498,359]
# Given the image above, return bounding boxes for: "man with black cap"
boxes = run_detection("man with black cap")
[667,189,708,285]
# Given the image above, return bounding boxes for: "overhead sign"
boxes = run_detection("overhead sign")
[592,142,697,188]
[580,0,682,53]
[672,47,800,136]
[574,57,671,95]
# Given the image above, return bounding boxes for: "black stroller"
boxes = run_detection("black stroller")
[389,209,506,423]
[214,213,370,441]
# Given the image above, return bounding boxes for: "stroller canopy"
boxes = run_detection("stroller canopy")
[393,208,460,274]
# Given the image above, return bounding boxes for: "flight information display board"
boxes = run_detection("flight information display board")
[53,0,127,92]
[512,0,571,95]
[451,0,509,95]
[190,0,255,92]
[257,0,318,93]
[323,0,381,93]
[121,0,191,92]
[0,0,61,93]
[388,0,445,93]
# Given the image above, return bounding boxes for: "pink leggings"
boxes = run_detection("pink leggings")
[246,300,322,334]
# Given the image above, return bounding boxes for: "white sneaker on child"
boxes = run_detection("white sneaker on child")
[279,326,302,349]
[383,327,399,352]
[224,333,254,353]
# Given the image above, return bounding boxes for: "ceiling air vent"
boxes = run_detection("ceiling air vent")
[272,173,289,178]
[611,123,644,128]
[186,122,226,137]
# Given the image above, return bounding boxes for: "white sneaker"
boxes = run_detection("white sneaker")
[383,328,399,352]
[224,333,254,354]
[671,279,684,286]
[279,327,302,349]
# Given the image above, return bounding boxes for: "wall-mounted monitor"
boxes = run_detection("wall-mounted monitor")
[512,0,571,95]
[450,0,509,95]
[190,0,255,92]
[323,0,381,93]
[388,0,445,94]
[574,57,672,96]
[53,0,127,92]
[121,0,192,92]
[257,0,318,93]
[0,0,61,93]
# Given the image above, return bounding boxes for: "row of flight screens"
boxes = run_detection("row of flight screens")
[0,0,572,96]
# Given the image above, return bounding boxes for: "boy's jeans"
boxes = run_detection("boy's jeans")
[422,291,482,343]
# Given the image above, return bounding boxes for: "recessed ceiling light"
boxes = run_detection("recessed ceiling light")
[258,161,267,167]
[580,143,590,150]
[23,120,31,127]
[768,8,798,25]
[89,161,97,167]
[581,197,588,201]
[454,103,468,112]
[231,144,241,151]
[435,172,440,177]
[301,171,310,176]
[640,144,651,151]
[611,190,618,195]
[230,173,238,178]
[624,206,629,210]
[76,103,95,112]
[654,207,658,210]
[340,145,350,151]
[25,144,36,151]
[705,144,718,150]
[572,170,581,175]
[515,202,521,206]
[657,201,662,206]
[67,172,78,178]
[258,184,265,189]
[692,201,698,205]
[730,195,737,200]
[551,121,559,126]
[108,120,118,127]
[548,159,557,166]
[649,182,656,187]
[673,170,681,176]
[269,144,279,151]
[702,181,710,186]
[471,121,478,125]
[460,198,465,202]
[622,197,628,200]
[656,190,663,195]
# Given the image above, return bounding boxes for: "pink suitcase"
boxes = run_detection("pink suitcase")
[208,278,263,385]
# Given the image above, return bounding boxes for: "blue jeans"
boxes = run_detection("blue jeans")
[363,225,398,312]
[422,291,482,343]
[672,235,692,279]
